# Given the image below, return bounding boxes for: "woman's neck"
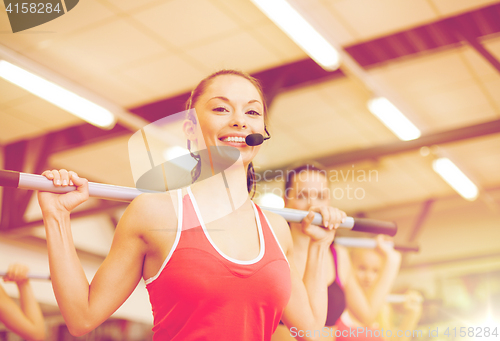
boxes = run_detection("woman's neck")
[191,154,250,219]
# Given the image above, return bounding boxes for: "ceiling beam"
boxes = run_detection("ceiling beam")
[408,199,435,243]
[3,3,499,157]
[316,118,500,168]
[345,2,500,68]
[449,16,500,74]
[3,3,500,233]
[130,58,344,120]
[260,118,500,177]
[0,140,27,230]
[7,200,128,233]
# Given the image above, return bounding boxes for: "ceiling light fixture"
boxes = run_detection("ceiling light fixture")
[432,157,479,201]
[0,60,116,129]
[367,97,421,141]
[250,0,340,71]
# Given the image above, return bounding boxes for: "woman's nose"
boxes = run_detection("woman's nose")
[230,111,247,129]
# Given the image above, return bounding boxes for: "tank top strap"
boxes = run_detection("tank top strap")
[144,188,183,285]
[182,187,202,231]
[253,203,289,267]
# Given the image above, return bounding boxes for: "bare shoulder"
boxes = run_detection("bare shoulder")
[261,209,292,253]
[118,191,178,236]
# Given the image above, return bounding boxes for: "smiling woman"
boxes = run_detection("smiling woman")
[184,69,268,197]
[36,69,346,341]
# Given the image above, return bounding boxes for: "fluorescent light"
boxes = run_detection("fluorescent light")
[0,60,115,129]
[250,0,340,70]
[367,97,421,141]
[259,193,285,209]
[432,157,479,201]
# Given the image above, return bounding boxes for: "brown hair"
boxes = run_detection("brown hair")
[185,70,268,197]
[284,161,328,198]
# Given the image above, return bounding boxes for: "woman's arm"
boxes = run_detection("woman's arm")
[37,170,160,336]
[0,264,45,341]
[267,207,345,341]
[343,236,402,326]
[385,290,423,341]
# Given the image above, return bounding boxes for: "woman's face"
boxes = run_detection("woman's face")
[285,170,330,211]
[352,250,383,290]
[185,74,265,166]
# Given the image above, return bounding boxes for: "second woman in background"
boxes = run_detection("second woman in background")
[271,163,403,341]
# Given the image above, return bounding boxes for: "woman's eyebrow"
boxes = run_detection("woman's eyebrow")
[206,97,262,105]
[206,96,230,104]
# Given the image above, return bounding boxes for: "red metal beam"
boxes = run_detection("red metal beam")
[259,119,500,178]
[448,15,500,74]
[345,2,500,69]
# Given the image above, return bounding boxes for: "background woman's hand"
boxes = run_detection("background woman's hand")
[376,234,401,256]
[37,169,89,215]
[403,290,423,314]
[3,264,29,285]
[301,206,346,243]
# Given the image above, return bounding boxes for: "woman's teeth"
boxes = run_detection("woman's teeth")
[222,136,246,143]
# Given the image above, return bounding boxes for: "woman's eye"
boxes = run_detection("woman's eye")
[213,107,228,112]
[246,110,261,116]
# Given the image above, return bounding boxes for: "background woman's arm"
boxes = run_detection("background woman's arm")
[266,208,341,341]
[0,264,45,341]
[343,236,402,326]
[383,290,423,341]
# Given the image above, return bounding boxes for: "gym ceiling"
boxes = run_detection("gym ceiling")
[1,0,499,301]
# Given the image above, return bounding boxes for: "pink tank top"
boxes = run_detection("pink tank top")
[146,188,291,340]
[335,318,385,341]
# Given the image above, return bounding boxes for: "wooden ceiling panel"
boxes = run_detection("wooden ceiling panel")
[76,72,157,108]
[0,78,30,106]
[330,0,437,41]
[442,135,500,187]
[410,197,500,263]
[0,0,116,53]
[21,19,168,76]
[5,97,82,133]
[49,135,136,188]
[484,34,500,60]
[459,45,500,80]
[103,0,162,12]
[323,152,450,213]
[249,21,307,65]
[0,109,44,144]
[212,0,269,26]
[184,31,282,73]
[132,0,241,49]
[482,78,500,109]
[314,79,400,143]
[367,47,499,132]
[0,109,43,145]
[117,52,207,100]
[430,0,500,16]
[368,49,474,96]
[295,0,360,45]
